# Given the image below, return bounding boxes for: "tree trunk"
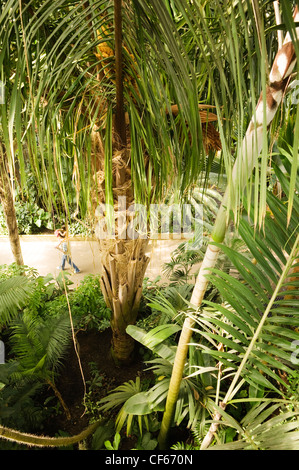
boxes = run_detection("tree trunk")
[94,146,150,365]
[93,1,150,366]
[99,237,149,365]
[114,0,127,150]
[0,143,24,266]
[158,5,299,449]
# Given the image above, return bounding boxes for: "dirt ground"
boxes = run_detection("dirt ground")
[41,327,151,447]
[42,327,191,450]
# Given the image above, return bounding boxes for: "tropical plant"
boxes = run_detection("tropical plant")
[180,171,299,448]
[158,1,299,448]
[98,376,156,436]
[171,400,299,451]
[196,158,299,448]
[0,0,223,365]
[133,431,157,450]
[0,271,113,443]
[0,263,38,281]
[0,269,74,421]
[0,374,47,440]
[125,323,214,431]
[207,401,299,450]
[104,431,121,450]
[1,310,73,419]
[0,276,32,326]
[47,274,111,332]
[123,142,299,448]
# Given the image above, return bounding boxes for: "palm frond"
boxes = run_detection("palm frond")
[209,401,299,450]
[0,276,32,326]
[8,312,72,379]
[193,165,299,397]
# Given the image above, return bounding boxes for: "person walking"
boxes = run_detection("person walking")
[55,226,80,274]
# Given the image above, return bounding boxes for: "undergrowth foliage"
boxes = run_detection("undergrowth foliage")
[0,159,299,449]
[0,0,299,451]
[0,269,112,446]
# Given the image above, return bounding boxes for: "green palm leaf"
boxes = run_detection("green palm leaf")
[197,164,299,397]
[0,276,32,326]
[9,312,72,380]
[126,324,179,362]
[209,401,299,450]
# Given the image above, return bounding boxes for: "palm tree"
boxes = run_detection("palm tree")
[3,1,297,374]
[0,14,25,266]
[0,143,23,265]
[158,1,299,448]
[1,0,222,365]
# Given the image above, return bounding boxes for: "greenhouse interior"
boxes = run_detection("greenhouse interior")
[0,0,299,453]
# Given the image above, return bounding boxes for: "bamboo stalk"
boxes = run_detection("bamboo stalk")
[158,6,299,449]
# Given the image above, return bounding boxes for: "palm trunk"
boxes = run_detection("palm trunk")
[99,237,149,365]
[0,143,24,266]
[114,0,127,150]
[158,6,299,449]
[95,149,150,365]
[95,0,150,365]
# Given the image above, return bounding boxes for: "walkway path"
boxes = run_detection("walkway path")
[0,235,184,288]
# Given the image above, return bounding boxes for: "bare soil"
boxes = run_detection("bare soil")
[40,327,192,450]
[42,328,150,445]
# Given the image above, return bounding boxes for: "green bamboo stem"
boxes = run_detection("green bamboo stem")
[158,201,227,449]
[158,6,299,449]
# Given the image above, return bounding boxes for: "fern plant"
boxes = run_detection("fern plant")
[0,276,32,326]
[1,311,73,419]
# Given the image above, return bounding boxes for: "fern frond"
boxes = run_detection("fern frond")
[9,313,72,380]
[0,276,32,326]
